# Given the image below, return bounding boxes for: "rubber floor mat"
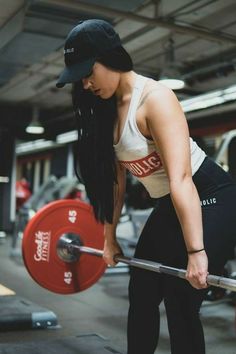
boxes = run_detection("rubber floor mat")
[0,333,123,353]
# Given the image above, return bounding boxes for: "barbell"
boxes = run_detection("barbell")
[22,199,236,294]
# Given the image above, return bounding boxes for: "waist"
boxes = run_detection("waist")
[154,157,234,204]
[192,157,235,195]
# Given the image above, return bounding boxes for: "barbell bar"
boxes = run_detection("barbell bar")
[22,199,236,294]
[63,237,236,293]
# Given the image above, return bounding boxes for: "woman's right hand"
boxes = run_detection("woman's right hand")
[103,238,123,267]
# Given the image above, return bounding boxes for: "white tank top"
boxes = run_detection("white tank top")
[113,74,206,198]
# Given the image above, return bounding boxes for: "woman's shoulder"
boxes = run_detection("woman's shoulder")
[141,76,178,108]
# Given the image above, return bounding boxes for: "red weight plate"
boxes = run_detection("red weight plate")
[22,199,106,294]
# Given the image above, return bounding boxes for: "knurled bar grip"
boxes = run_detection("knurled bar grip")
[77,245,236,292]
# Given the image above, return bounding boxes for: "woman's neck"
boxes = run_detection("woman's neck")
[115,71,137,104]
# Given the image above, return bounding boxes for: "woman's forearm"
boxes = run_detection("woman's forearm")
[170,176,204,252]
[104,164,126,242]
[104,189,125,240]
[103,169,126,266]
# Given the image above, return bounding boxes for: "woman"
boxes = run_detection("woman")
[56,19,236,354]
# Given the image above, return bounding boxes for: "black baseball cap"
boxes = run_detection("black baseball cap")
[56,19,122,88]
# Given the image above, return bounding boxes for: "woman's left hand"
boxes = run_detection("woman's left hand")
[186,250,209,289]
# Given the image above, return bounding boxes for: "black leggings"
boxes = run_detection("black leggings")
[127,157,236,354]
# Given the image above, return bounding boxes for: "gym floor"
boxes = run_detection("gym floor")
[0,237,235,354]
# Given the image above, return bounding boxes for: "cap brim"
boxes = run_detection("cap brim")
[56,57,96,88]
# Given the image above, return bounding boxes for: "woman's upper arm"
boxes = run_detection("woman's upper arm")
[145,84,192,182]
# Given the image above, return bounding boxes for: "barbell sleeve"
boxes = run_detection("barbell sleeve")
[75,245,236,293]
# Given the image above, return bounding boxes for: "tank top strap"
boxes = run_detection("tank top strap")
[114,74,149,148]
[127,75,149,125]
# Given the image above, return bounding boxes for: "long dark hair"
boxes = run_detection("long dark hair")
[72,46,133,223]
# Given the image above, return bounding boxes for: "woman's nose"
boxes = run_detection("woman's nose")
[82,78,92,90]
